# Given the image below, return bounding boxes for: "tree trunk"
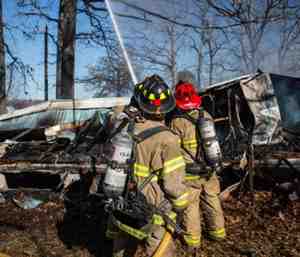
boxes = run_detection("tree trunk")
[44,25,48,101]
[56,0,77,99]
[169,24,177,88]
[208,41,213,85]
[0,0,6,114]
[196,48,203,89]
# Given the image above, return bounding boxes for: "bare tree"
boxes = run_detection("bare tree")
[206,0,291,73]
[190,35,203,87]
[168,23,177,87]
[56,0,77,99]
[186,0,240,88]
[129,16,189,88]
[275,1,300,74]
[16,0,133,98]
[84,53,140,97]
[191,1,225,86]
[0,1,35,107]
[116,0,270,30]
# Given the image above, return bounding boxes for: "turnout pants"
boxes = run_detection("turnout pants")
[182,174,225,247]
[109,224,176,257]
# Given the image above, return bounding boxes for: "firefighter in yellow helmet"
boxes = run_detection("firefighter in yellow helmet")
[169,81,226,251]
[106,75,190,257]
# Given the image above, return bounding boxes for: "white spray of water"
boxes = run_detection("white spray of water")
[104,0,138,85]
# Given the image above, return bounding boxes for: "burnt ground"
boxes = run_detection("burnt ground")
[0,189,299,257]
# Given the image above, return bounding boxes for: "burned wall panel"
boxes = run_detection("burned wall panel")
[202,84,254,160]
[241,74,282,145]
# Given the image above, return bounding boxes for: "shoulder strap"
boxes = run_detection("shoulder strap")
[133,126,171,191]
[172,109,206,165]
[134,126,170,144]
[108,117,130,141]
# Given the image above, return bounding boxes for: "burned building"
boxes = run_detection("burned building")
[0,72,299,191]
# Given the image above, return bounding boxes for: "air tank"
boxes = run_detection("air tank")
[198,115,222,170]
[103,113,133,198]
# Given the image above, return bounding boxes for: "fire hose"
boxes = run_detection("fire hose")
[152,231,172,257]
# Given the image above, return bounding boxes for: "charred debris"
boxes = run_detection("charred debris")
[0,71,299,206]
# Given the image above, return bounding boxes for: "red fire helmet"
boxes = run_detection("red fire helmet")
[174,82,202,110]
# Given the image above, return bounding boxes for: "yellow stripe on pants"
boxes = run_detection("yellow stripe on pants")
[183,234,201,247]
[208,228,226,239]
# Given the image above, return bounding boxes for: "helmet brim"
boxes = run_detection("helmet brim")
[176,95,202,110]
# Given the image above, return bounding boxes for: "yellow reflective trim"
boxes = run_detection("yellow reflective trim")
[164,156,184,166]
[138,83,143,89]
[185,174,200,181]
[171,191,189,208]
[208,228,226,239]
[135,173,158,182]
[134,163,159,181]
[163,162,185,175]
[182,139,197,144]
[168,211,177,220]
[182,142,197,146]
[152,214,164,226]
[134,163,149,172]
[166,212,177,232]
[143,89,147,96]
[134,171,150,177]
[117,221,148,240]
[182,139,198,150]
[182,143,197,150]
[160,92,167,100]
[183,234,201,247]
[163,156,185,175]
[148,93,156,100]
[152,212,177,227]
[134,163,149,177]
[172,198,188,208]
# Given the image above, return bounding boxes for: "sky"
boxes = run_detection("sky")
[3,0,202,100]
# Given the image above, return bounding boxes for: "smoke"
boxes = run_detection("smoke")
[271,75,300,132]
[176,70,196,85]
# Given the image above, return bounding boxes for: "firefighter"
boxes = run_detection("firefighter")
[107,75,190,257]
[169,81,226,251]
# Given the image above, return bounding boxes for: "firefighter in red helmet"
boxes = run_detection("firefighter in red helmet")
[169,80,226,252]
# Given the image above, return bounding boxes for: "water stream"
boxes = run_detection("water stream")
[104,0,138,85]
